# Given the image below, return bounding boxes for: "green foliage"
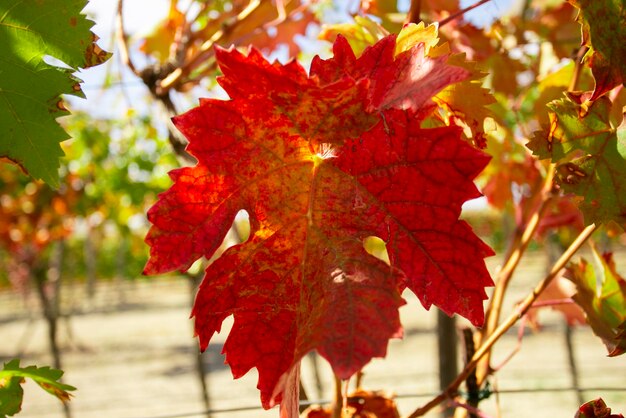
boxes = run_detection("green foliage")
[63,112,178,228]
[0,373,22,418]
[0,359,75,417]
[0,0,109,186]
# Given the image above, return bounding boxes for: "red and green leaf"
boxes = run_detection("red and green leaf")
[145,34,493,409]
[568,0,626,100]
[527,93,626,227]
[567,249,626,356]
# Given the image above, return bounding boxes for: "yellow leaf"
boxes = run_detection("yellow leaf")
[319,16,389,57]
[395,22,440,56]
[434,56,495,148]
[139,3,185,62]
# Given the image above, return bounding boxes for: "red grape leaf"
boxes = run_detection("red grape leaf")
[310,35,471,113]
[568,0,626,100]
[145,34,493,409]
[397,23,496,149]
[320,21,495,149]
[576,397,624,418]
[303,389,400,417]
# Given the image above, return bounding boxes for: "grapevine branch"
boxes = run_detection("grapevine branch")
[438,0,493,27]
[569,45,590,92]
[115,0,195,163]
[489,296,579,374]
[115,0,139,77]
[475,164,556,384]
[157,0,306,94]
[475,40,590,386]
[158,0,265,93]
[405,223,598,418]
[406,0,422,24]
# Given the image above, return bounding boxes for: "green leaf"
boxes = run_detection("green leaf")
[527,93,626,227]
[0,373,23,418]
[567,248,626,356]
[0,359,76,416]
[0,0,110,186]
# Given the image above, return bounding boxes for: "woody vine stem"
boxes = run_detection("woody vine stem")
[405,39,596,418]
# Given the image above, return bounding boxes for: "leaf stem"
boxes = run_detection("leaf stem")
[569,45,589,92]
[331,374,343,418]
[405,223,597,418]
[438,0,493,27]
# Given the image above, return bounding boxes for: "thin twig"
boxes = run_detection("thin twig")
[406,0,422,24]
[170,5,191,65]
[438,0,492,27]
[158,0,264,93]
[564,325,584,405]
[116,0,140,76]
[355,370,364,390]
[529,298,575,309]
[299,379,309,414]
[264,0,287,28]
[569,45,589,92]
[405,223,597,418]
[490,315,527,373]
[170,1,310,91]
[448,401,494,418]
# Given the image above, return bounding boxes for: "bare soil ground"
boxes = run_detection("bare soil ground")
[1,252,625,418]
